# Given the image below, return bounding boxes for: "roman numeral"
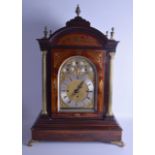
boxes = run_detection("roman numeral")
[87,90,93,92]
[61,90,69,92]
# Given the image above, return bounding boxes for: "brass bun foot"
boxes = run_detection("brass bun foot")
[111,141,125,147]
[27,139,38,147]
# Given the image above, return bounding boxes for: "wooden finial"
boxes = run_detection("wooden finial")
[75,4,81,16]
[110,27,115,40]
[43,26,48,38]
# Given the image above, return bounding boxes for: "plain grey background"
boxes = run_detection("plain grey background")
[22,0,132,154]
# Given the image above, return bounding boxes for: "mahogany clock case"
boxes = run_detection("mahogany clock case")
[31,15,122,144]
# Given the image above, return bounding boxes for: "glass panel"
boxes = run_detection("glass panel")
[58,56,97,112]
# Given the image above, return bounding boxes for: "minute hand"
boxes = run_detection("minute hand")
[71,81,84,96]
[76,81,84,91]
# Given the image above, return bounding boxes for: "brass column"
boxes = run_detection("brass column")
[106,52,115,116]
[41,50,48,115]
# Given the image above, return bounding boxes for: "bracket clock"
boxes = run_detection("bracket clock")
[28,5,123,147]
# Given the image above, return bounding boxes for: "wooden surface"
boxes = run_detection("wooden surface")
[32,14,122,143]
[37,24,118,119]
[51,48,105,119]
[32,114,122,142]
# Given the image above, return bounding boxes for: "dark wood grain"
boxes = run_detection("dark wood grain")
[51,48,105,119]
[32,114,122,142]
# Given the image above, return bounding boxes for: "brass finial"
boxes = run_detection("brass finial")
[110,27,115,40]
[75,4,81,16]
[106,31,109,38]
[43,26,48,38]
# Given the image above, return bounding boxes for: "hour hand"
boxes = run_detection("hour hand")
[77,81,84,90]
[71,88,79,97]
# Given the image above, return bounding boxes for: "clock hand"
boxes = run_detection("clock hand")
[76,81,84,90]
[71,81,84,96]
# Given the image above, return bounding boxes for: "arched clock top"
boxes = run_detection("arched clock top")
[37,15,119,52]
[49,28,107,47]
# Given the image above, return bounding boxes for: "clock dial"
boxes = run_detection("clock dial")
[58,56,97,112]
[60,75,94,107]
